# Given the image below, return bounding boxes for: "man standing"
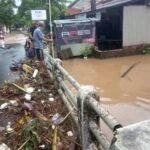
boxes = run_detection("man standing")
[0,30,5,48]
[29,22,38,40]
[33,21,51,60]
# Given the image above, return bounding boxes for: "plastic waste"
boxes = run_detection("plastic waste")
[67,131,73,137]
[24,94,32,101]
[10,100,18,106]
[0,143,10,150]
[24,84,30,89]
[24,102,33,111]
[49,93,53,97]
[0,103,9,110]
[32,69,38,78]
[52,125,55,130]
[10,63,22,71]
[51,113,64,125]
[22,64,33,74]
[6,122,14,133]
[49,97,55,102]
[26,87,35,94]
[41,100,45,104]
[39,144,45,149]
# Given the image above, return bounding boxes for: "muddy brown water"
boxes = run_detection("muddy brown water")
[63,55,150,140]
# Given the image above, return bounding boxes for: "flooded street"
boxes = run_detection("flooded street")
[0,43,26,85]
[63,55,150,138]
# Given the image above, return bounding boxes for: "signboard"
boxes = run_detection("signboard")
[55,21,96,46]
[31,10,47,20]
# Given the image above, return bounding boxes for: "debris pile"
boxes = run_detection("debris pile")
[0,60,79,150]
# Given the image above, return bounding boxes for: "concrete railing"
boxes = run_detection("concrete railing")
[44,53,122,150]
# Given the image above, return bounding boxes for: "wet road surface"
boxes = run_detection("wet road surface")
[0,43,26,85]
[63,55,150,139]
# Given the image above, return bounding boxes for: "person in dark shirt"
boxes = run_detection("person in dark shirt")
[29,22,38,40]
[24,22,38,57]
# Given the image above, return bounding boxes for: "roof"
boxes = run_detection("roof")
[65,8,81,15]
[53,18,98,24]
[68,0,135,13]
[68,0,80,8]
[97,0,135,9]
[68,0,102,11]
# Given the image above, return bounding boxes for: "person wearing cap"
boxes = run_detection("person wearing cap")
[33,21,52,60]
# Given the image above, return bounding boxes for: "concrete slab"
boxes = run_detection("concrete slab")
[111,120,150,150]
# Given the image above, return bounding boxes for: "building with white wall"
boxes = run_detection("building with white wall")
[67,0,150,52]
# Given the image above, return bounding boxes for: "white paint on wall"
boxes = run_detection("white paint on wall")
[123,6,150,47]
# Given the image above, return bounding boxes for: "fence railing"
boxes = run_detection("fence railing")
[44,53,122,150]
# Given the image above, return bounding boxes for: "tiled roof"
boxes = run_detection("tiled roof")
[65,8,81,15]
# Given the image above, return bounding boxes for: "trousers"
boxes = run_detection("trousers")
[35,49,44,60]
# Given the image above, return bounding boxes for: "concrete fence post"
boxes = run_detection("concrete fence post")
[77,86,99,149]
[53,58,63,88]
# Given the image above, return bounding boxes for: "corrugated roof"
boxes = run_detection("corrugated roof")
[69,0,135,13]
[68,0,80,8]
[97,0,134,9]
[69,0,102,11]
[53,18,98,24]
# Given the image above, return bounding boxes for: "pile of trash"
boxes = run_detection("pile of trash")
[0,60,79,150]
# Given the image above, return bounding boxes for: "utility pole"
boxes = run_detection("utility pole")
[48,0,54,57]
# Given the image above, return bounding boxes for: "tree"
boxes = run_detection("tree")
[17,0,67,26]
[0,0,16,28]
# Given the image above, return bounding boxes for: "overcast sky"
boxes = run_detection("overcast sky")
[15,0,22,6]
[13,0,72,14]
[15,0,73,6]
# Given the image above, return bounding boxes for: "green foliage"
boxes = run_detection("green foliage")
[21,119,41,149]
[143,47,150,55]
[82,46,90,57]
[0,0,70,27]
[17,0,67,26]
[0,0,16,27]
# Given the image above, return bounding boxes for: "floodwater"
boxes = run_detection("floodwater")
[63,55,150,139]
[0,43,26,85]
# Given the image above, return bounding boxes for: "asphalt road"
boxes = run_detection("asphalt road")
[0,43,26,85]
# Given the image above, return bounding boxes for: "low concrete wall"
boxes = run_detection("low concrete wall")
[93,44,148,59]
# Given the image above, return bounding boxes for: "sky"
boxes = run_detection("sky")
[15,0,22,6]
[13,0,21,14]
[15,0,73,6]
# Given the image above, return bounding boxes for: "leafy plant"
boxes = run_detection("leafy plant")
[20,119,41,149]
[82,47,90,57]
[143,47,150,54]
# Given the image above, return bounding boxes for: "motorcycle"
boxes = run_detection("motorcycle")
[24,38,35,58]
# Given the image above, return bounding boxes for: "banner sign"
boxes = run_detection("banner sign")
[55,21,96,46]
[31,10,47,20]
